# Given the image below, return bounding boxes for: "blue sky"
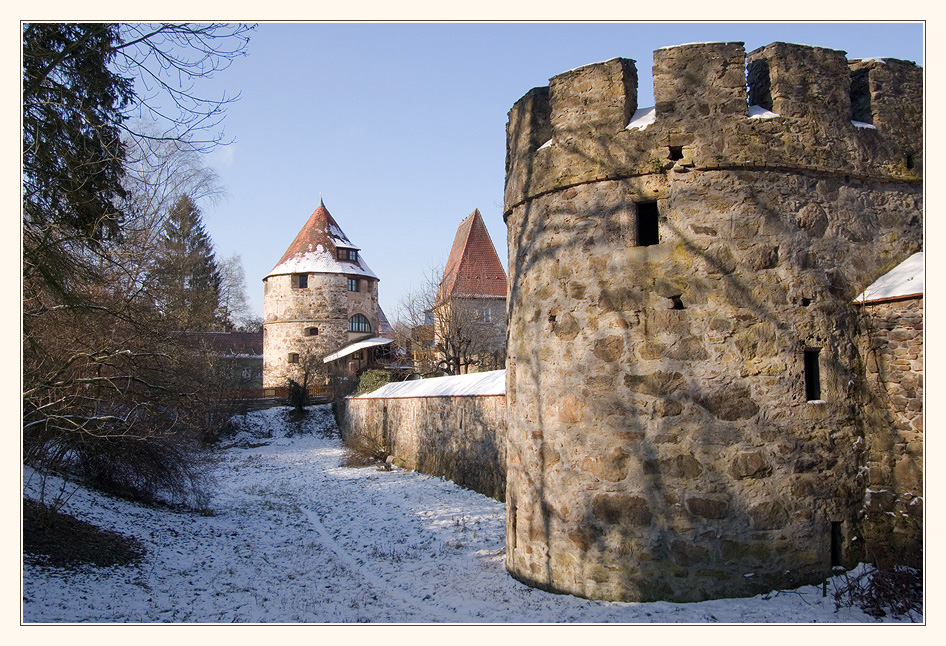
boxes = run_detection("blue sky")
[195,22,924,320]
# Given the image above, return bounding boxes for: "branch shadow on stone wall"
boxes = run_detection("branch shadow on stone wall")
[503,101,922,600]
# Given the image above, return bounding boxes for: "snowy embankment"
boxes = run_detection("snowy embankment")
[23,405,911,623]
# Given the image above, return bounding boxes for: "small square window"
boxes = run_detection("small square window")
[305,327,319,337]
[348,278,360,292]
[288,352,299,364]
[292,273,308,289]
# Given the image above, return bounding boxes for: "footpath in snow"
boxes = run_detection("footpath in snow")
[22,405,916,623]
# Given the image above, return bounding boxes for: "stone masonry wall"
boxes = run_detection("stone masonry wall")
[858,297,923,564]
[504,42,922,602]
[338,395,507,501]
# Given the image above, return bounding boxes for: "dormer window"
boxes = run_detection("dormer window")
[338,248,358,262]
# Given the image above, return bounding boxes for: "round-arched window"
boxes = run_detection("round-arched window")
[348,314,371,333]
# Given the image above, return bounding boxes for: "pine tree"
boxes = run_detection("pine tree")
[151,195,222,331]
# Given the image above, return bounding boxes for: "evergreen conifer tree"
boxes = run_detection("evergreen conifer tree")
[151,194,222,331]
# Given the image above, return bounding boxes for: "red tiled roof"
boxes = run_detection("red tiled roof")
[267,200,376,279]
[438,209,507,302]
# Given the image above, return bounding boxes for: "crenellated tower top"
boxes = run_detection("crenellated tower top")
[505,41,922,217]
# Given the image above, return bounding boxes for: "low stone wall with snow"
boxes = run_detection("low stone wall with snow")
[337,371,507,501]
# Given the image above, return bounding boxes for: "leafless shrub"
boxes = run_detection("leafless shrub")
[834,563,923,620]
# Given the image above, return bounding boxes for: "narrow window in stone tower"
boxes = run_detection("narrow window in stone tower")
[288,352,299,364]
[305,327,319,337]
[668,146,683,161]
[292,273,308,289]
[804,348,822,401]
[637,201,660,247]
[348,278,360,292]
[850,68,873,124]
[830,521,843,568]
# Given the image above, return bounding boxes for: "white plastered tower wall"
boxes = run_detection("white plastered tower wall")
[262,201,379,391]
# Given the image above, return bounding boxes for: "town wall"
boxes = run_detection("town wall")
[857,297,923,564]
[504,42,922,602]
[339,394,507,501]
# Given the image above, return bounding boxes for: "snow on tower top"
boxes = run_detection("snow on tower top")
[266,200,377,279]
[437,209,507,302]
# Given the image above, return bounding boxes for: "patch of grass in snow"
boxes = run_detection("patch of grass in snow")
[23,498,145,569]
[340,446,390,469]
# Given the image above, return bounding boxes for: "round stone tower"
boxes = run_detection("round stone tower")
[503,42,922,602]
[263,200,379,391]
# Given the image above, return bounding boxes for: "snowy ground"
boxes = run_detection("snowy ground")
[22,405,917,623]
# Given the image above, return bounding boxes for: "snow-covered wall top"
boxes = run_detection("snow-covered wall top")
[355,370,506,399]
[855,252,924,303]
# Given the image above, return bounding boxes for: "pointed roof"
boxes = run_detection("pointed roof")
[266,200,376,279]
[437,209,507,302]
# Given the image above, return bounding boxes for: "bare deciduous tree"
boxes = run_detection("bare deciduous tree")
[217,253,252,330]
[22,23,253,504]
[395,265,506,376]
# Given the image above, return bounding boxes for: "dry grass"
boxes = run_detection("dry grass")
[340,447,389,469]
[23,499,145,569]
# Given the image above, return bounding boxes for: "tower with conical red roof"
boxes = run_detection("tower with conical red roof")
[262,200,382,393]
[432,208,508,374]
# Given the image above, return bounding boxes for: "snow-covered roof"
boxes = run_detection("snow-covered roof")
[266,201,377,280]
[854,252,924,303]
[323,337,393,363]
[626,106,655,131]
[354,369,506,399]
[269,246,377,279]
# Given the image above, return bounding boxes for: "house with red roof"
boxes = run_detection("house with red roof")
[430,209,508,374]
